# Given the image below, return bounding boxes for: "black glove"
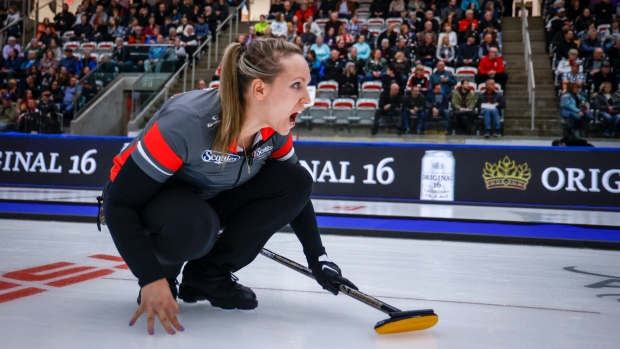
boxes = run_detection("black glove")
[309,254,358,295]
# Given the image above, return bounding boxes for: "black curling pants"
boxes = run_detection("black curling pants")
[139,161,314,281]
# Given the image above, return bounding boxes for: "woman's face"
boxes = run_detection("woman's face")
[258,54,311,135]
[374,50,382,59]
[52,81,58,89]
[584,9,590,16]
[485,34,492,43]
[328,27,335,36]
[604,84,612,94]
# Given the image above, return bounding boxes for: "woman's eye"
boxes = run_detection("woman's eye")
[293,83,301,89]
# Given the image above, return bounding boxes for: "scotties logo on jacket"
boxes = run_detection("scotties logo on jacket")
[202,150,241,164]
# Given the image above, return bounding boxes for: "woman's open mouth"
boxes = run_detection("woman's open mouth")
[289,112,299,125]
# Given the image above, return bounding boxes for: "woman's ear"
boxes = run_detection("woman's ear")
[251,78,267,101]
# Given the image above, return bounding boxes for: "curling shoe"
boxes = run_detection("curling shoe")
[137,278,179,305]
[179,272,257,310]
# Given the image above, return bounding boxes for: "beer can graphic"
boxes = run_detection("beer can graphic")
[420,150,455,201]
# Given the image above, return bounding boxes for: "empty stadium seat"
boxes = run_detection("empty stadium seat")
[64,41,80,51]
[332,98,356,126]
[317,81,339,100]
[96,42,114,52]
[455,66,478,83]
[354,98,378,126]
[386,18,403,27]
[80,42,97,51]
[309,98,332,125]
[356,10,370,21]
[360,81,382,99]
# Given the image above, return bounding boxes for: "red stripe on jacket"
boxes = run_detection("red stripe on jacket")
[142,121,184,172]
[110,144,137,182]
[270,133,293,159]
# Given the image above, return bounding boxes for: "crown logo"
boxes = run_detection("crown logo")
[482,156,531,190]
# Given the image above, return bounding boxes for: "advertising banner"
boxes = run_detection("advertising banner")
[0,134,618,208]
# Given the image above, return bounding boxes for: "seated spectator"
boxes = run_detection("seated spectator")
[438,22,458,47]
[254,15,270,36]
[345,14,361,38]
[560,82,592,135]
[425,83,451,134]
[108,17,126,39]
[478,32,500,60]
[310,36,331,62]
[335,39,348,59]
[430,61,457,94]
[372,82,405,135]
[324,27,338,47]
[2,36,21,60]
[391,38,413,62]
[128,26,147,44]
[20,51,40,71]
[451,79,478,134]
[246,26,257,44]
[436,35,455,65]
[461,0,480,12]
[391,51,411,81]
[204,7,219,40]
[417,21,437,46]
[143,16,158,38]
[336,26,355,47]
[370,0,390,19]
[403,85,426,134]
[59,48,81,76]
[574,8,592,34]
[561,59,586,94]
[322,49,346,81]
[459,10,479,34]
[36,17,57,42]
[74,14,95,42]
[363,48,388,82]
[0,48,22,81]
[580,30,603,58]
[410,65,430,91]
[48,80,65,103]
[41,67,57,91]
[300,23,318,45]
[442,0,462,20]
[478,11,502,37]
[604,19,620,43]
[306,50,322,86]
[556,48,580,77]
[457,34,479,67]
[476,47,507,88]
[422,10,439,33]
[3,5,20,38]
[594,0,613,26]
[145,27,161,44]
[60,77,81,120]
[194,15,210,46]
[324,11,343,36]
[56,67,70,87]
[271,13,288,38]
[592,61,617,93]
[181,26,199,59]
[555,29,578,60]
[15,99,43,134]
[268,0,285,19]
[338,61,359,96]
[295,2,314,34]
[173,37,188,66]
[37,90,61,134]
[476,79,506,138]
[381,65,406,91]
[306,16,323,37]
[353,35,371,60]
[389,0,406,18]
[346,47,365,79]
[0,94,18,132]
[379,38,393,61]
[336,0,355,19]
[359,25,376,50]
[54,3,76,33]
[82,49,98,72]
[584,47,605,78]
[214,0,230,24]
[546,7,569,48]
[398,24,417,50]
[417,33,437,66]
[593,82,620,137]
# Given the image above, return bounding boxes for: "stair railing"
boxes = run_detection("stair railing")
[521,2,536,130]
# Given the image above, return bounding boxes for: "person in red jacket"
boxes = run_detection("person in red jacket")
[459,10,478,33]
[295,2,315,34]
[476,47,508,88]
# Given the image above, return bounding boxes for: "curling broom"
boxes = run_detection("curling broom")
[260,248,438,334]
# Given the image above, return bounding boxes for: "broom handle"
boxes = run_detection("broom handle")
[260,248,401,315]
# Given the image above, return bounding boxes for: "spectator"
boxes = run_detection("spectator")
[438,22,458,47]
[478,10,502,36]
[181,26,198,59]
[60,77,81,120]
[592,61,618,93]
[478,32,500,59]
[476,47,507,88]
[20,51,40,72]
[0,94,17,132]
[457,34,479,67]
[403,85,426,134]
[459,10,479,34]
[168,7,182,27]
[594,0,614,26]
[379,38,393,61]
[82,49,98,72]
[194,15,210,45]
[363,48,388,82]
[146,26,161,44]
[3,5,20,38]
[59,48,81,76]
[476,79,506,138]
[74,14,95,41]
[580,30,603,58]
[425,83,451,135]
[422,10,439,33]
[436,35,455,65]
[5,79,18,102]
[2,36,20,60]
[15,99,43,134]
[430,61,457,94]
[336,26,355,47]
[137,6,150,27]
[90,5,109,27]
[352,35,371,60]
[41,67,57,90]
[143,16,158,38]
[417,33,437,66]
[173,37,188,65]
[306,50,322,85]
[405,11,419,33]
[372,82,404,135]
[255,14,270,36]
[398,24,416,50]
[555,29,578,60]
[556,48,580,77]
[335,39,348,59]
[198,79,207,89]
[389,0,406,18]
[296,2,314,33]
[410,64,429,91]
[461,0,480,11]
[36,17,57,41]
[176,16,193,36]
[322,49,345,81]
[442,0,462,20]
[593,82,620,137]
[305,16,323,36]
[301,22,318,45]
[381,65,406,91]
[345,14,361,38]
[54,3,76,33]
[335,0,355,19]
[346,47,365,78]
[246,26,257,44]
[560,82,592,135]
[56,66,70,87]
[318,0,336,19]
[604,19,620,43]
[338,61,359,96]
[38,90,61,134]
[310,36,331,62]
[417,21,437,46]
[0,48,22,81]
[271,13,288,38]
[325,11,343,36]
[359,24,376,50]
[282,1,296,22]
[370,0,390,19]
[584,47,605,78]
[561,59,586,94]
[574,7,593,34]
[129,26,147,44]
[48,80,65,103]
[451,79,477,134]
[203,7,219,40]
[269,0,285,19]
[154,3,168,26]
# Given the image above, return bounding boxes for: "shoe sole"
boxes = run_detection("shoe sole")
[178,285,258,310]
